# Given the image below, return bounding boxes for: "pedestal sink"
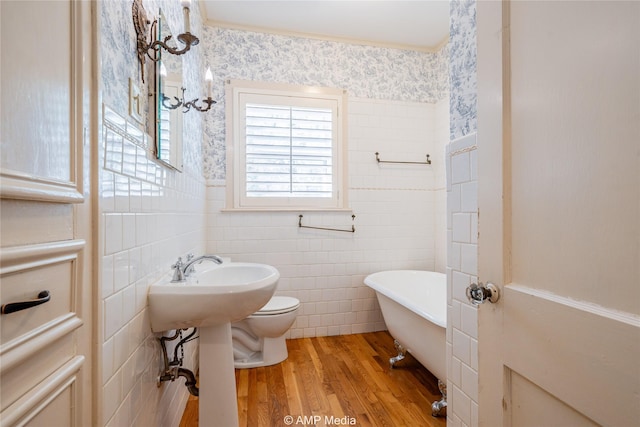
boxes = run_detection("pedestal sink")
[148,262,279,427]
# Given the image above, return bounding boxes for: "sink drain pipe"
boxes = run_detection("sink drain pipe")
[157,328,199,396]
[176,367,199,396]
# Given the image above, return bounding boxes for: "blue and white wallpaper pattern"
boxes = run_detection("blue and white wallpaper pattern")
[449,0,477,141]
[100,0,205,176]
[201,27,450,181]
[100,1,463,181]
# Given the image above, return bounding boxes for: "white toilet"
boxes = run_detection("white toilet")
[231,296,300,368]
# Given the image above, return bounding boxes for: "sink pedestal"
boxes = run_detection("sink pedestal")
[199,323,239,427]
[147,261,280,426]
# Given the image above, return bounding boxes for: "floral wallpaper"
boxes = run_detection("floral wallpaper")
[201,27,450,181]
[100,0,205,176]
[100,1,454,181]
[449,0,477,141]
[100,0,137,118]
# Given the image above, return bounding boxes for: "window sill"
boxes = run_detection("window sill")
[220,207,353,213]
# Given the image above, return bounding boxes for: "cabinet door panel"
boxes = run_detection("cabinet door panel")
[0,0,83,202]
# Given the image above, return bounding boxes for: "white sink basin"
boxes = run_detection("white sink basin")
[148,262,279,332]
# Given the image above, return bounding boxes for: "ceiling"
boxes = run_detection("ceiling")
[200,1,450,51]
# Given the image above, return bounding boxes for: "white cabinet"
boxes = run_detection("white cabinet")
[0,1,93,425]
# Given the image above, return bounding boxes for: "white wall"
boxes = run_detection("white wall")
[208,97,449,337]
[99,1,207,426]
[202,25,450,338]
[448,1,479,425]
[100,111,206,425]
[96,4,451,425]
[446,133,479,426]
[201,26,449,182]
[434,99,451,273]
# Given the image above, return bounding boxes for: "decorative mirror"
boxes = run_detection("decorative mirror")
[153,10,183,171]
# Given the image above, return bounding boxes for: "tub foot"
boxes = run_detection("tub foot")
[431,380,447,417]
[389,340,406,368]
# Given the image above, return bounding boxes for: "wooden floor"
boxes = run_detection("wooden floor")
[180,331,446,427]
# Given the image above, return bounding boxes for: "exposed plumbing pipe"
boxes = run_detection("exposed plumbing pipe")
[159,330,181,369]
[173,328,198,364]
[177,367,199,396]
[157,328,199,396]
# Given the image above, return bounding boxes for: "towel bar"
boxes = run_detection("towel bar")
[375,152,431,165]
[298,214,355,233]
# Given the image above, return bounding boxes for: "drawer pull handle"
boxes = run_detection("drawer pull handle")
[1,290,51,314]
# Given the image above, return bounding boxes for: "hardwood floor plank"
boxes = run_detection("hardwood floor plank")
[295,340,333,415]
[180,332,446,427]
[327,393,345,418]
[266,365,289,425]
[321,356,369,418]
[282,358,304,416]
[178,397,198,427]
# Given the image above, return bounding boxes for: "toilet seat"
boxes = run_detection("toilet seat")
[252,296,300,316]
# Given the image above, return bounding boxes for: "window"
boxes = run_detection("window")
[226,80,348,210]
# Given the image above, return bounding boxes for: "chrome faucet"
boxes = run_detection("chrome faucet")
[171,254,224,282]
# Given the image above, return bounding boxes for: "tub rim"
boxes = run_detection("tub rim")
[364,270,446,328]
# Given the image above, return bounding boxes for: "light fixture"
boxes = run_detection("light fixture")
[132,0,199,82]
[161,68,216,113]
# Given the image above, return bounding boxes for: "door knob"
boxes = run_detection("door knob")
[466,282,499,306]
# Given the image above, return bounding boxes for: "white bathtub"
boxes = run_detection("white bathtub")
[364,270,447,382]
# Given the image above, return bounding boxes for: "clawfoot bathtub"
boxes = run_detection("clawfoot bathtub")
[365,270,447,417]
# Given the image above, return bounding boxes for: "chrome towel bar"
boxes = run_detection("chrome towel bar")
[298,214,355,233]
[375,151,431,165]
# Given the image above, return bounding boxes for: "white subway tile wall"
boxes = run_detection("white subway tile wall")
[434,100,450,273]
[100,107,206,427]
[447,133,479,427]
[99,95,450,427]
[97,1,467,424]
[207,98,449,338]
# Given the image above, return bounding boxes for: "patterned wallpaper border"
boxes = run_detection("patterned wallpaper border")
[201,26,450,180]
[449,0,477,141]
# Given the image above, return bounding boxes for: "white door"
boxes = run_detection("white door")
[0,1,94,425]
[476,1,640,426]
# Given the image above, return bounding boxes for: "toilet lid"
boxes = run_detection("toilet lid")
[255,296,300,315]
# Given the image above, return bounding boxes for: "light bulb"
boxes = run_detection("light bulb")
[205,68,213,98]
[182,0,191,33]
